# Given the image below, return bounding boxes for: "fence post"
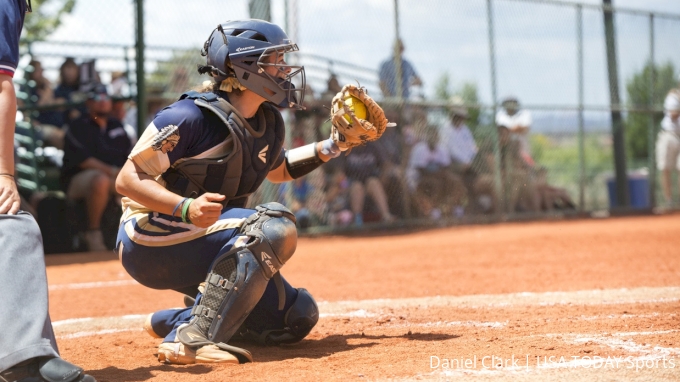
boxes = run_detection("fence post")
[577,5,586,212]
[135,0,146,136]
[603,0,629,209]
[647,13,656,209]
[393,0,403,100]
[486,0,503,216]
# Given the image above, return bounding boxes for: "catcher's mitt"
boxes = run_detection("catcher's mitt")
[330,84,395,150]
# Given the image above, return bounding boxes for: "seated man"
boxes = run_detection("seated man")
[61,84,132,251]
[407,125,465,219]
[440,105,478,213]
[495,96,534,166]
[473,126,539,214]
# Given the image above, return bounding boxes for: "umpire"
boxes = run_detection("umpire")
[0,1,95,381]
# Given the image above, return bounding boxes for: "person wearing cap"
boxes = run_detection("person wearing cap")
[61,84,132,251]
[441,103,477,172]
[440,102,478,215]
[495,97,534,167]
[657,89,680,206]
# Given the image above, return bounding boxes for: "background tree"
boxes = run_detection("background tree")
[20,0,76,47]
[434,72,481,130]
[625,61,677,161]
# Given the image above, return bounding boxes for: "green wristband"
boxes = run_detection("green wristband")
[181,198,194,224]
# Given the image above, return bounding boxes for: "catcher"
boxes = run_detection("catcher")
[114,19,392,364]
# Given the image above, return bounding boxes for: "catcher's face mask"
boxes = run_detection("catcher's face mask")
[199,20,306,109]
[256,45,306,108]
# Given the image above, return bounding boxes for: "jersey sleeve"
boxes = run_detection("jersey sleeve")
[0,1,27,77]
[127,99,203,177]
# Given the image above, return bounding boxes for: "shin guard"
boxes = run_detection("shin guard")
[177,203,297,360]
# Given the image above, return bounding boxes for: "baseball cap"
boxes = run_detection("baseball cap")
[501,96,519,109]
[664,90,680,112]
[86,83,110,101]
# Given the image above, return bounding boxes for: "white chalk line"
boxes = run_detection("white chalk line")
[49,279,139,291]
[316,286,680,315]
[52,286,680,342]
[59,328,141,340]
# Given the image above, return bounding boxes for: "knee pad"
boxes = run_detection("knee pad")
[235,288,319,346]
[177,203,298,352]
[282,288,319,342]
[242,202,298,271]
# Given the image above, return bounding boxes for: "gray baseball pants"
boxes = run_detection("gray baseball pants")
[0,212,59,372]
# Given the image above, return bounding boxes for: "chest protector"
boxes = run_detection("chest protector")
[162,92,285,207]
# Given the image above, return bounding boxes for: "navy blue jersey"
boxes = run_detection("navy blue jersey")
[61,115,132,188]
[0,0,27,77]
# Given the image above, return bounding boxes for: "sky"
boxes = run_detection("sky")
[30,0,680,110]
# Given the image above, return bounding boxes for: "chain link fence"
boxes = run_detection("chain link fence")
[14,0,680,237]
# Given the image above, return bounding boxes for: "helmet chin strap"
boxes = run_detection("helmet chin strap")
[197,65,228,78]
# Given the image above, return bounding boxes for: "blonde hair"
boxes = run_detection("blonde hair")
[194,62,247,94]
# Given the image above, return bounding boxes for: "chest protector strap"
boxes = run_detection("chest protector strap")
[161,92,266,205]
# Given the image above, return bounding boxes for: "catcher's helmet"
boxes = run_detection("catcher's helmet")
[200,19,306,109]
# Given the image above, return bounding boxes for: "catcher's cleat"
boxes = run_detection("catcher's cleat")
[157,342,239,365]
[143,313,163,339]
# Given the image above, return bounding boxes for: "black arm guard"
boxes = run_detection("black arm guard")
[284,143,324,179]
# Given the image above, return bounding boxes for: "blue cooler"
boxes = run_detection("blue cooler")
[606,173,649,209]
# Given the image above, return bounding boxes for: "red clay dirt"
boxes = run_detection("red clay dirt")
[45,214,680,381]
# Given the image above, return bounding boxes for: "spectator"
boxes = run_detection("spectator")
[482,125,539,213]
[61,84,132,251]
[495,96,534,166]
[407,125,465,219]
[441,106,477,171]
[21,59,66,148]
[22,59,63,127]
[110,71,131,98]
[325,169,353,226]
[343,141,395,225]
[53,57,85,127]
[656,89,680,207]
[321,72,341,100]
[440,105,480,212]
[378,39,422,99]
[111,98,138,146]
[277,176,314,228]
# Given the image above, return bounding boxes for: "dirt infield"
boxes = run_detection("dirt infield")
[46,214,680,381]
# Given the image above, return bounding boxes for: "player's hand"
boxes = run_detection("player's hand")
[188,192,225,228]
[0,176,21,215]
